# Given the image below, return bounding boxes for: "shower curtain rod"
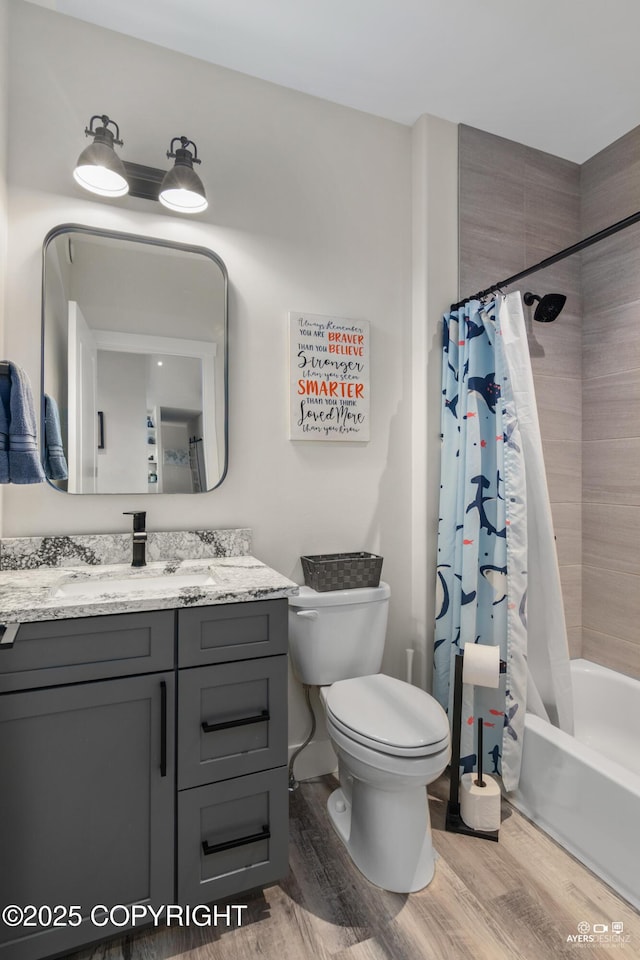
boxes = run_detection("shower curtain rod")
[451,206,640,311]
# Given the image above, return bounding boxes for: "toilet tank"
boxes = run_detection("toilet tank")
[288,582,390,685]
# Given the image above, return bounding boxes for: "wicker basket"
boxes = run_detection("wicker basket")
[300,552,383,592]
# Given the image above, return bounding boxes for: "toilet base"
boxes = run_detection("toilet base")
[327,784,438,894]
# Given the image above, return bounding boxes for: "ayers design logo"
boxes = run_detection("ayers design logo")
[566,920,630,945]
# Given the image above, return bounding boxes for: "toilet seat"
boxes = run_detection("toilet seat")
[324,674,450,758]
[327,716,450,779]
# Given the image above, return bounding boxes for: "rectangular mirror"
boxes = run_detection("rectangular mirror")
[42,224,228,493]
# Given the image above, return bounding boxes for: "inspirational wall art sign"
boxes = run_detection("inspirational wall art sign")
[289,312,370,441]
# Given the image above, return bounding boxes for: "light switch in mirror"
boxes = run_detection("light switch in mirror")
[42,224,228,493]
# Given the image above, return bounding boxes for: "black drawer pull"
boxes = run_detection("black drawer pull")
[201,709,269,734]
[160,680,168,777]
[202,825,270,857]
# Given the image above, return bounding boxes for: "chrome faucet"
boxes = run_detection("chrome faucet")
[123,511,147,567]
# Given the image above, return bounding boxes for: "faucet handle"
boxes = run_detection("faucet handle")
[123,510,146,533]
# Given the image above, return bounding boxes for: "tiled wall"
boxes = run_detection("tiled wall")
[458,125,583,658]
[581,126,640,679]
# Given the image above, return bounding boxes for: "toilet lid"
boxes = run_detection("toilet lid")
[325,674,450,757]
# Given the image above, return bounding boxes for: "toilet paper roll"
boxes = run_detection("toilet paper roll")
[460,773,502,832]
[462,643,500,688]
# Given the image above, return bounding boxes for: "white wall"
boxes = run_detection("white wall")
[0,0,9,530]
[410,115,458,692]
[0,0,6,309]
[148,355,202,413]
[0,0,7,313]
[3,0,457,770]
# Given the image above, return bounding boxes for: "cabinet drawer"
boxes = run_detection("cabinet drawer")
[178,599,287,667]
[0,611,175,693]
[178,655,287,788]
[177,767,288,906]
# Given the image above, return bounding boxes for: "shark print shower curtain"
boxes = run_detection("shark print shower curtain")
[433,291,572,792]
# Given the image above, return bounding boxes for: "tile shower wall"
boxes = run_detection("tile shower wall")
[581,126,640,679]
[458,125,583,658]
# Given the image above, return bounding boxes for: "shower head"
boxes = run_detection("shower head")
[523,291,567,323]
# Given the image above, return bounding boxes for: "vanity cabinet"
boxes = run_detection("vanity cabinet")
[0,612,176,960]
[0,598,289,960]
[176,601,289,906]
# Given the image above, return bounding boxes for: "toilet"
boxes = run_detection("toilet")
[288,582,450,893]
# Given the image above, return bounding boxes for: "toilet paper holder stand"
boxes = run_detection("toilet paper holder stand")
[445,648,506,842]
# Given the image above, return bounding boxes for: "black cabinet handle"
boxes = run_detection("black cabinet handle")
[202,825,270,857]
[160,681,167,777]
[201,709,269,734]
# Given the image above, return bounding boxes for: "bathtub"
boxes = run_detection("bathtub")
[509,658,640,909]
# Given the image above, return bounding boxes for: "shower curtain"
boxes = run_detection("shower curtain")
[434,291,573,791]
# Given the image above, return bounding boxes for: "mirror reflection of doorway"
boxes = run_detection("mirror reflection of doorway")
[67,304,217,494]
[93,351,208,494]
[160,407,207,494]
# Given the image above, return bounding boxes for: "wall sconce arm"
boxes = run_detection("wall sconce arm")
[121,161,165,201]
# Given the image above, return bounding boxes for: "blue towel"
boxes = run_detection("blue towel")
[44,394,68,481]
[0,362,45,484]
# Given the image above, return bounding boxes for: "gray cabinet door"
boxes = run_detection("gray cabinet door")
[0,673,175,960]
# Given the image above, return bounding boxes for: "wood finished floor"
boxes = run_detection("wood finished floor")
[71,774,640,960]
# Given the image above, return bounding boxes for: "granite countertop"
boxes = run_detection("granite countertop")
[0,556,299,624]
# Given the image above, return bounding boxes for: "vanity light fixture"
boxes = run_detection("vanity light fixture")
[73,115,129,198]
[159,137,208,213]
[74,116,208,215]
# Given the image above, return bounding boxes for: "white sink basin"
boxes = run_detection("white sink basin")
[54,572,216,599]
